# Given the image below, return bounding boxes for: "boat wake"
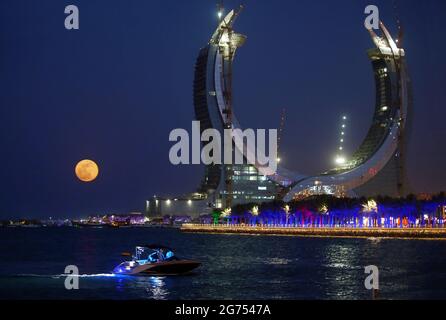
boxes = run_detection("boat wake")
[14,273,117,278]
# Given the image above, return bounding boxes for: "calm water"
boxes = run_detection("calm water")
[0,227,445,300]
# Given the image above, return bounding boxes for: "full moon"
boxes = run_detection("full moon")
[75,159,99,182]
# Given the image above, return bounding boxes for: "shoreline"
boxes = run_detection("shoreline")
[180,224,446,240]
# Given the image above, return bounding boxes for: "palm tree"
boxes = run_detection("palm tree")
[211,209,222,225]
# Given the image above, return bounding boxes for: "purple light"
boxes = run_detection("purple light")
[217,202,445,229]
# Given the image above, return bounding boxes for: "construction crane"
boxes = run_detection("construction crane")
[393,0,408,197]
[217,0,224,22]
[393,0,404,45]
[335,115,348,166]
[277,108,286,164]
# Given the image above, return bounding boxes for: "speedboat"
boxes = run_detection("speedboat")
[112,244,201,276]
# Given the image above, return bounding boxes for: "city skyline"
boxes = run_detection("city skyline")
[1,0,445,218]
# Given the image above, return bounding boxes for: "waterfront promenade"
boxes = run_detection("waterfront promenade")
[181,224,446,240]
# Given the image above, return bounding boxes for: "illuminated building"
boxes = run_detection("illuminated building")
[146,194,211,218]
[193,7,281,208]
[148,8,412,217]
[196,9,412,204]
[281,20,412,200]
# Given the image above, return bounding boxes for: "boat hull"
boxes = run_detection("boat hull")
[139,260,201,275]
[114,260,201,276]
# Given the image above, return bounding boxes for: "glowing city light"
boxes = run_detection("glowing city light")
[335,156,346,165]
[221,208,232,217]
[320,204,329,214]
[362,200,378,213]
[334,114,349,166]
[251,206,259,216]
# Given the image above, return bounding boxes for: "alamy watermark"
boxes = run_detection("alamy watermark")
[169,121,278,175]
[62,4,378,32]
[64,265,79,290]
[364,265,379,290]
[364,5,380,30]
[64,5,79,30]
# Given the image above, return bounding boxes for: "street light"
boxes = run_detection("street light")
[335,156,346,165]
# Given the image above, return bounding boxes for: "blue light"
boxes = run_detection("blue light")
[221,201,445,229]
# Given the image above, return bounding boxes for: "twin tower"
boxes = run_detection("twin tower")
[148,8,412,217]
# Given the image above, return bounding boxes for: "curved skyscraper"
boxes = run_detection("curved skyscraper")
[193,8,284,208]
[283,21,412,201]
[193,8,412,207]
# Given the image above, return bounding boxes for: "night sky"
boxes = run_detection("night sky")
[0,0,445,219]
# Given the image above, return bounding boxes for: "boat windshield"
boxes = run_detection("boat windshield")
[134,246,175,262]
[134,247,154,261]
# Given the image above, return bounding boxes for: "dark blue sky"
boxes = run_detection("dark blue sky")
[0,0,445,218]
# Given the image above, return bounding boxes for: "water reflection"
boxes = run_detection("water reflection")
[114,276,169,300]
[145,276,168,300]
[320,243,363,299]
[4,227,446,299]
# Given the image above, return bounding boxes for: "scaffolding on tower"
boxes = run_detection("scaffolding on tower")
[214,3,245,209]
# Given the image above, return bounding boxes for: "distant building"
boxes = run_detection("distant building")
[146,195,211,218]
[84,212,146,225]
[417,193,433,201]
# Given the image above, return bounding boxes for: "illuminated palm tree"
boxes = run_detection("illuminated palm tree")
[284,205,290,225]
[211,209,222,225]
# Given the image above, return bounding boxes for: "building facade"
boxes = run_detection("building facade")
[147,9,412,217]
